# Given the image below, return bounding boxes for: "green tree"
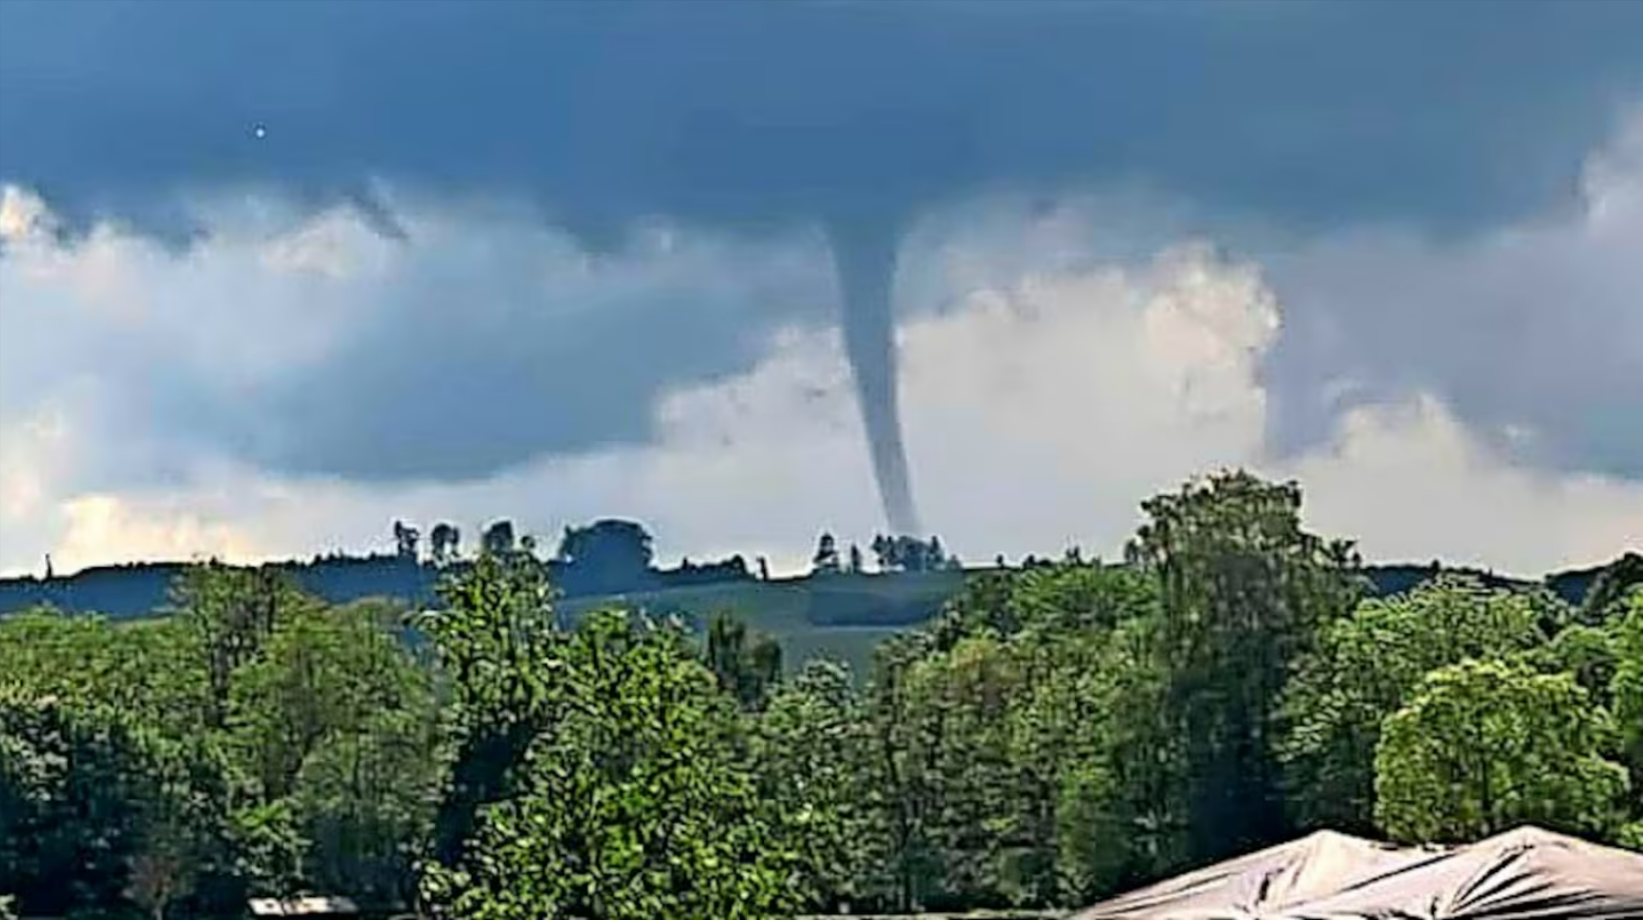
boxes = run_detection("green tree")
[227,599,441,906]
[703,614,783,712]
[900,631,1024,907]
[555,519,655,594]
[292,701,442,907]
[849,561,1170,911]
[415,547,565,870]
[1279,575,1548,833]
[1619,821,1643,852]
[1126,470,1363,862]
[752,659,878,912]
[430,522,461,565]
[169,563,321,731]
[1610,591,1643,792]
[123,733,239,920]
[859,627,944,911]
[0,611,211,737]
[1580,552,1643,624]
[812,532,841,575]
[1540,622,1618,701]
[1374,658,1630,843]
[0,606,243,919]
[984,564,1176,902]
[394,520,422,560]
[0,690,198,918]
[480,519,517,556]
[421,610,798,920]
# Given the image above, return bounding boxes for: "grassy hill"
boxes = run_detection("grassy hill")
[557,572,961,677]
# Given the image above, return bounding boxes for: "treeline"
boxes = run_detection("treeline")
[0,518,762,620]
[0,518,966,621]
[376,516,764,597]
[2,470,1641,919]
[0,513,1609,623]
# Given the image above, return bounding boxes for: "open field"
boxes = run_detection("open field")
[558,571,962,674]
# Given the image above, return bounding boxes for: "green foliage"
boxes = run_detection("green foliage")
[1,565,441,918]
[416,547,566,869]
[836,560,1174,912]
[422,610,799,920]
[0,610,209,733]
[753,659,880,911]
[1540,622,1619,700]
[5,470,1636,917]
[170,563,322,730]
[1127,470,1364,861]
[1374,658,1631,843]
[225,799,305,897]
[704,613,784,711]
[0,688,218,919]
[554,519,656,595]
[228,599,441,903]
[0,608,243,920]
[1619,821,1643,852]
[1611,591,1643,789]
[1580,552,1643,625]
[1280,575,1549,833]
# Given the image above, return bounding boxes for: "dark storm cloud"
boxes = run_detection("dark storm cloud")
[6,1,1640,237]
[3,0,1642,487]
[247,233,829,481]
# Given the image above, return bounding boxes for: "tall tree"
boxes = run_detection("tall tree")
[1610,591,1643,793]
[393,520,421,560]
[226,600,441,905]
[414,545,563,869]
[813,532,841,575]
[169,564,321,731]
[1125,471,1363,862]
[480,520,517,556]
[872,534,894,572]
[0,691,230,920]
[555,519,655,595]
[752,659,879,913]
[429,523,460,565]
[704,614,783,712]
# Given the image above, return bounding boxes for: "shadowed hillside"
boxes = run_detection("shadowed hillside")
[5,519,1634,680]
[1,543,1622,649]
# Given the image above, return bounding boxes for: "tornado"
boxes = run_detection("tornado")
[826,215,923,537]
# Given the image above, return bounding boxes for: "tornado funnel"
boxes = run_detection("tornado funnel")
[826,216,922,537]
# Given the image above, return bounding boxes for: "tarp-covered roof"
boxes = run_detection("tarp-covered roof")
[1072,826,1643,920]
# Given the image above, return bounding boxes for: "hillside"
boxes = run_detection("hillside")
[556,571,962,677]
[0,552,1613,679]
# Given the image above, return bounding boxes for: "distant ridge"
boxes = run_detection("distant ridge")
[0,552,1612,623]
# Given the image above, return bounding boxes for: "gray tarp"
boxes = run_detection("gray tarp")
[1072,826,1643,920]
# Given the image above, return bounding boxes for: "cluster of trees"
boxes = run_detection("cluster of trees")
[394,517,756,597]
[2,470,1640,919]
[0,568,441,918]
[813,532,961,575]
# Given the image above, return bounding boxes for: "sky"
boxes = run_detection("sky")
[0,0,1640,579]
